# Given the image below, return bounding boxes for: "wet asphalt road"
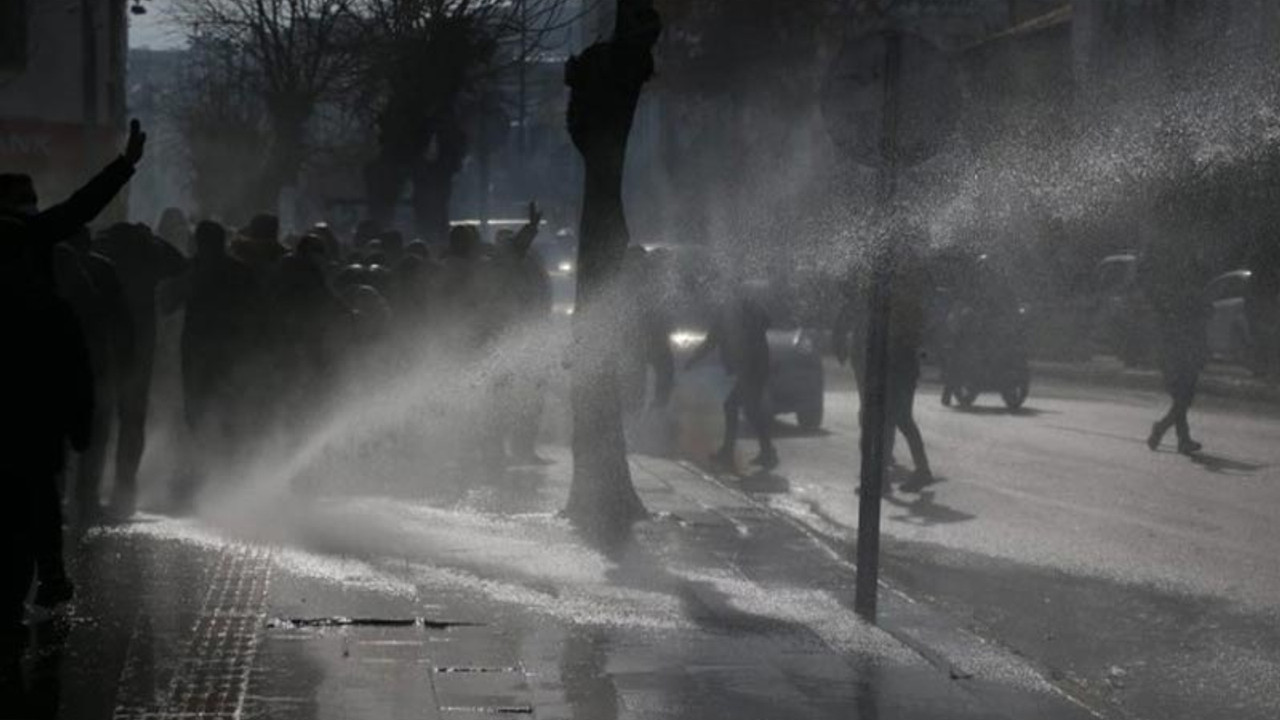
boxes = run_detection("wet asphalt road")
[745,367,1280,720]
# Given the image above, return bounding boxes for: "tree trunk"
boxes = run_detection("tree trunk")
[563,0,662,540]
[412,120,467,244]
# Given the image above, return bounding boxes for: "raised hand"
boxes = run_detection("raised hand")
[124,119,147,165]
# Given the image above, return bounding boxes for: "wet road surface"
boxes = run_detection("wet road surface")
[735,368,1280,720]
[5,448,1055,720]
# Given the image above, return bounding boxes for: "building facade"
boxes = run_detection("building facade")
[0,0,131,213]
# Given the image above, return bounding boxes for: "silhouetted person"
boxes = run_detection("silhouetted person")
[179,221,266,503]
[270,234,350,417]
[0,218,94,628]
[156,206,192,255]
[492,204,551,463]
[95,223,187,516]
[1144,246,1211,454]
[0,119,147,276]
[833,255,933,481]
[231,213,287,284]
[54,228,134,524]
[620,246,674,415]
[687,282,777,471]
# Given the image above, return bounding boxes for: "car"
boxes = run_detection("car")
[1086,253,1155,366]
[1204,270,1257,367]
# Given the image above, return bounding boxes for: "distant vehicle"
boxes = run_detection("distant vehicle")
[1204,270,1256,367]
[1087,253,1154,367]
[943,305,1032,410]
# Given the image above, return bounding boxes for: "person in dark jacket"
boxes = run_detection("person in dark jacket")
[832,252,933,482]
[0,119,147,275]
[54,228,134,524]
[95,223,187,516]
[1144,245,1211,454]
[231,214,287,284]
[620,246,674,415]
[269,234,350,418]
[0,218,95,627]
[179,221,266,500]
[686,279,777,471]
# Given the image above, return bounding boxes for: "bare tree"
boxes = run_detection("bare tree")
[353,0,575,240]
[168,0,358,216]
[168,38,269,221]
[563,0,661,539]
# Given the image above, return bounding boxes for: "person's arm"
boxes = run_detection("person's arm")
[35,120,146,245]
[511,201,543,257]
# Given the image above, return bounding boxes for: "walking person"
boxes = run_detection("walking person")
[178,221,266,507]
[686,278,777,471]
[832,251,933,482]
[54,228,134,525]
[1144,245,1211,455]
[95,223,187,517]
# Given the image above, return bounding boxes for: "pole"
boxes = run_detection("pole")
[854,29,902,623]
[517,0,528,188]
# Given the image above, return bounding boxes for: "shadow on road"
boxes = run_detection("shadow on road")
[882,472,975,527]
[1187,452,1268,475]
[769,420,833,439]
[738,471,790,494]
[949,405,1057,418]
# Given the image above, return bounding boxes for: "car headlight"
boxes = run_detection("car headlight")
[558,260,574,273]
[670,330,707,351]
[794,332,816,355]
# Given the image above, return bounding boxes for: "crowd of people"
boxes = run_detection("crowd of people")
[0,121,563,639]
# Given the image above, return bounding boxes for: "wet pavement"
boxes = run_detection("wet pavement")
[3,449,1092,719]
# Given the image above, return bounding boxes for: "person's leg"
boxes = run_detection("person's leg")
[75,382,112,524]
[1172,370,1201,452]
[893,371,931,478]
[742,376,777,467]
[717,381,742,464]
[112,360,151,515]
[33,470,73,607]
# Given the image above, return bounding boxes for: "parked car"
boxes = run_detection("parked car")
[1087,253,1155,367]
[1204,270,1256,367]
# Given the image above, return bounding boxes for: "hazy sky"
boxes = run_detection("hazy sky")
[129,2,184,49]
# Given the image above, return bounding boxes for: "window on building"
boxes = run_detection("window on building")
[0,0,28,71]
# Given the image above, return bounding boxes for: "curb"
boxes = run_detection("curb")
[667,458,1107,720]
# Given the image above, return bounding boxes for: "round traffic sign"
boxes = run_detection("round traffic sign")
[821,31,961,168]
